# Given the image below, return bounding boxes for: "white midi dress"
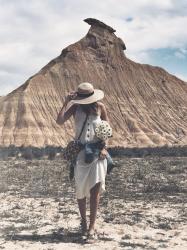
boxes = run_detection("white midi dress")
[74,106,107,199]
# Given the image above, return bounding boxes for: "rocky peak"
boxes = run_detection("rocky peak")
[85,18,126,51]
[84,18,116,33]
[0,18,187,147]
[80,18,126,64]
[60,18,126,67]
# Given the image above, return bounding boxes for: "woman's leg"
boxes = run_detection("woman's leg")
[77,197,87,220]
[77,197,87,232]
[88,182,101,232]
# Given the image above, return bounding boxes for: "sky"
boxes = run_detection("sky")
[0,0,187,96]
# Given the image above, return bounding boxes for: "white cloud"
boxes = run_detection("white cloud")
[174,48,187,59]
[0,0,187,95]
[175,51,186,59]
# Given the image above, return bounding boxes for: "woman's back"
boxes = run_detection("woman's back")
[74,105,101,143]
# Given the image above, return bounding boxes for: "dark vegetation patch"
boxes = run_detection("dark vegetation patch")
[0,145,187,160]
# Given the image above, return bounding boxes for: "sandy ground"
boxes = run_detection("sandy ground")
[0,156,187,250]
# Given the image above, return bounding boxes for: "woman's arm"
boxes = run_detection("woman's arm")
[56,104,77,125]
[99,102,109,122]
[100,102,109,145]
[56,92,77,125]
[99,102,110,159]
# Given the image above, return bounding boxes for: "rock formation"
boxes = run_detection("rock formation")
[0,18,187,147]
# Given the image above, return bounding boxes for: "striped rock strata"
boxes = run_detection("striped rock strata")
[0,18,187,147]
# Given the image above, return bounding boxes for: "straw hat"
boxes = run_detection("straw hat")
[69,82,104,105]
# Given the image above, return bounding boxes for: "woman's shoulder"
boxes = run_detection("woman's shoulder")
[97,101,104,106]
[97,102,108,120]
[97,102,106,113]
[97,102,105,109]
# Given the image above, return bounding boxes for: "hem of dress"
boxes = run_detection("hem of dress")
[76,180,105,200]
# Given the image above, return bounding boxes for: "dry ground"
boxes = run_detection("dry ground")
[0,156,187,250]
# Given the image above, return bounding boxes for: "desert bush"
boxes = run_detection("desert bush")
[109,145,187,158]
[32,147,45,159]
[22,147,33,160]
[1,145,187,160]
[48,151,56,160]
[0,147,9,159]
[7,144,19,157]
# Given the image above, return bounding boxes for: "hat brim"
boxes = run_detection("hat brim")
[69,89,104,105]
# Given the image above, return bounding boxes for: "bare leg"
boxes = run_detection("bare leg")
[77,197,87,233]
[88,182,101,232]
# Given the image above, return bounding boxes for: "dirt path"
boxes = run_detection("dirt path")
[0,157,187,249]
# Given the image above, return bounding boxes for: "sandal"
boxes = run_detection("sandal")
[80,219,87,236]
[86,229,98,242]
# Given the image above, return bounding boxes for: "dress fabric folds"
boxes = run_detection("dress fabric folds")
[74,106,107,199]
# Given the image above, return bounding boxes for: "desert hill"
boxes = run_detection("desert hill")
[0,18,187,147]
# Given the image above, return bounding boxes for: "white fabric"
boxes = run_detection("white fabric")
[74,106,107,199]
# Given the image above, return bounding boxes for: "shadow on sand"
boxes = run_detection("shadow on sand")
[5,228,114,245]
[5,229,87,245]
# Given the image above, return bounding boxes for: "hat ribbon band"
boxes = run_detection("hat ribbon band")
[77,91,94,98]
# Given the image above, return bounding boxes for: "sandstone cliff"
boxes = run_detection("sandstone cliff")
[0,18,187,147]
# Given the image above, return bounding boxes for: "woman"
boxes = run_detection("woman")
[56,82,109,239]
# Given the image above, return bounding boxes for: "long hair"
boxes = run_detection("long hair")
[80,102,99,115]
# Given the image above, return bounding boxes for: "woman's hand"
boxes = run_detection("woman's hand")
[99,148,107,160]
[65,91,77,104]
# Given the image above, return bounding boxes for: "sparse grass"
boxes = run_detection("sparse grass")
[166,165,185,174]
[120,241,147,248]
[0,156,186,205]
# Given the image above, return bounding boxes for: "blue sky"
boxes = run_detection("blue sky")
[0,0,187,95]
[145,48,187,79]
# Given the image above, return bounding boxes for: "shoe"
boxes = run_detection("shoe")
[69,163,74,180]
[80,219,87,236]
[86,229,98,242]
